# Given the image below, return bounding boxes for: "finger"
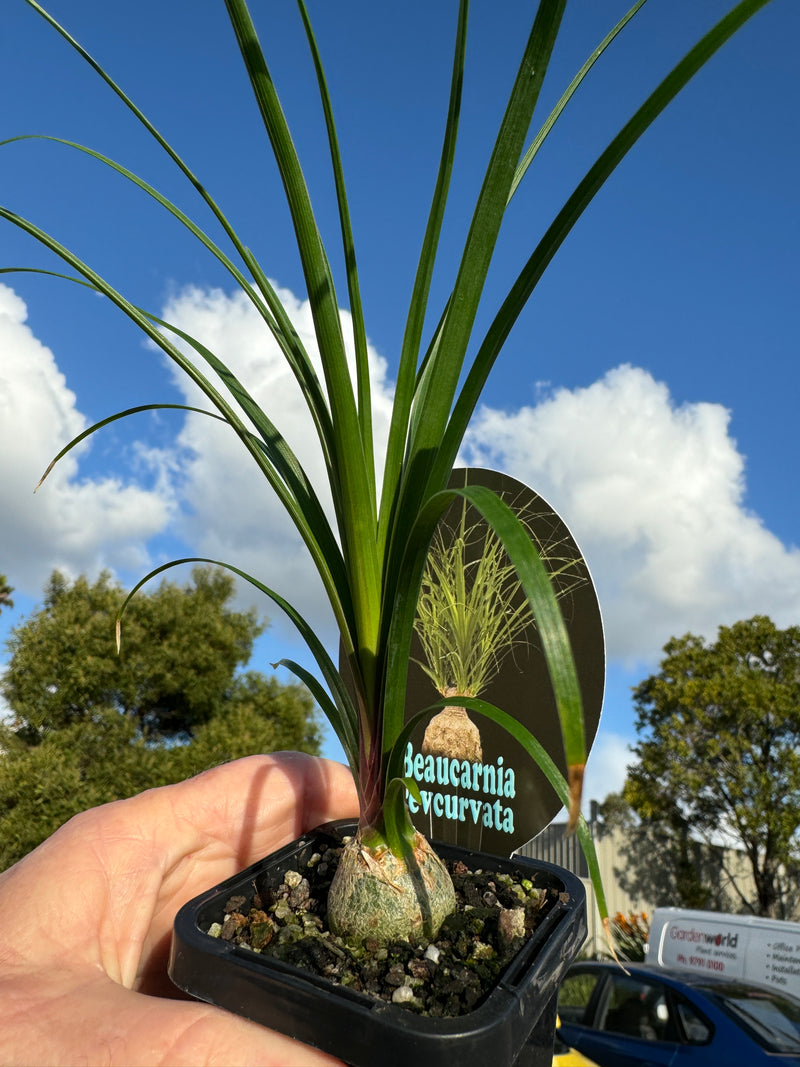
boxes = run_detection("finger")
[0,754,358,985]
[160,751,359,866]
[151,751,359,893]
[1,968,344,1067]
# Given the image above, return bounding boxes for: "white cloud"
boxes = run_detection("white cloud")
[0,284,174,595]
[462,364,800,664]
[6,277,799,681]
[583,730,634,805]
[158,284,395,644]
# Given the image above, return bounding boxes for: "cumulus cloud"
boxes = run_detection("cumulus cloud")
[5,276,800,677]
[0,284,174,595]
[583,731,635,805]
[158,283,395,644]
[158,294,800,668]
[462,364,800,664]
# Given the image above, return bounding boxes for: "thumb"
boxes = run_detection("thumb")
[5,968,344,1067]
[117,994,345,1067]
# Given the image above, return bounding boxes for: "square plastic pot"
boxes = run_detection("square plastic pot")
[169,819,586,1067]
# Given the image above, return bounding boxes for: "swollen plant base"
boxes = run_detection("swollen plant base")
[169,820,586,1067]
[327,829,456,944]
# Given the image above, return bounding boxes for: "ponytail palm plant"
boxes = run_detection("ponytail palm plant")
[2,0,774,946]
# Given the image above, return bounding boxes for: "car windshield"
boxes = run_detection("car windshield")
[699,983,800,1054]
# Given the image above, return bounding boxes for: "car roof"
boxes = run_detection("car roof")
[566,960,800,1002]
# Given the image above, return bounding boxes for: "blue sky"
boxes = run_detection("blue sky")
[1,0,798,807]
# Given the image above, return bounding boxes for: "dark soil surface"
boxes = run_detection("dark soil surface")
[205,835,565,1018]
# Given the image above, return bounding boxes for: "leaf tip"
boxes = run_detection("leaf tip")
[35,454,61,493]
[566,762,585,833]
[603,915,630,974]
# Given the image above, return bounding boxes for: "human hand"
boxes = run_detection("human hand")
[0,752,359,1066]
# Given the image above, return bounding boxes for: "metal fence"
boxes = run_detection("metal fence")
[515,820,590,879]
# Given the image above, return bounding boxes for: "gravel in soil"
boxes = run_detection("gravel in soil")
[205,836,564,1018]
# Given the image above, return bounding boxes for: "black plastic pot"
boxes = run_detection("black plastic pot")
[169,819,586,1067]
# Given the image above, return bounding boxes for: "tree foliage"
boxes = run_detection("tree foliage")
[0,574,12,615]
[597,790,741,914]
[3,567,266,740]
[0,567,321,869]
[605,616,800,919]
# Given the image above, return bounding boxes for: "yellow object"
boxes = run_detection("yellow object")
[552,1047,597,1067]
[552,1018,599,1067]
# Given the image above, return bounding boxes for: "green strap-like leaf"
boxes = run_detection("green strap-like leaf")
[461,696,606,922]
[404,0,566,474]
[0,138,337,470]
[382,777,419,857]
[381,479,586,844]
[116,556,359,770]
[435,0,774,489]
[20,0,328,423]
[455,484,585,771]
[34,402,223,491]
[378,0,468,555]
[272,658,359,773]
[3,263,346,609]
[296,0,375,506]
[509,0,650,201]
[0,213,355,646]
[224,0,381,691]
[380,490,454,759]
[382,1,567,658]
[145,313,343,577]
[22,0,379,687]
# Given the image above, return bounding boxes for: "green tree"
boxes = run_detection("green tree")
[173,671,323,776]
[0,567,321,869]
[0,573,12,614]
[613,616,800,919]
[597,791,738,913]
[3,566,265,741]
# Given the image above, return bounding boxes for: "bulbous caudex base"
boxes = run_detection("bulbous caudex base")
[327,828,457,945]
[422,704,483,763]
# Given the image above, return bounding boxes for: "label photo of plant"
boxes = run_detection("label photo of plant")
[403,468,605,854]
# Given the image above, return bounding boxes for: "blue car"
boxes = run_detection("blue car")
[557,961,800,1066]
